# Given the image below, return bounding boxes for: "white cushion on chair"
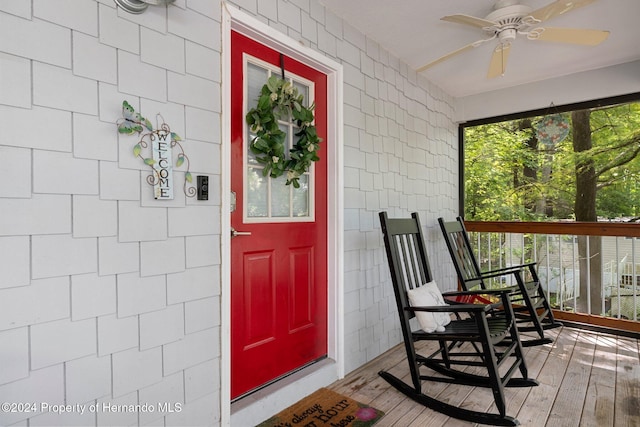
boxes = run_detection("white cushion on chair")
[407,281,451,332]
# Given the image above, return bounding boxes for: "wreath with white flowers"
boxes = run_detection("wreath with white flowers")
[245,76,322,188]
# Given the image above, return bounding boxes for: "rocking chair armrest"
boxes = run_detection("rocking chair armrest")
[443,289,513,298]
[405,304,490,314]
[441,289,512,311]
[443,288,515,303]
[480,262,537,277]
[477,267,528,281]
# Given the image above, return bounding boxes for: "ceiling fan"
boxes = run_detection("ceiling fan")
[417,0,610,78]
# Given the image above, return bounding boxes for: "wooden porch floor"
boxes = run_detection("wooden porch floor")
[328,326,640,426]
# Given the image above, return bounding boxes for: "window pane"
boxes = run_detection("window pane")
[247,167,268,217]
[271,175,290,217]
[293,81,309,108]
[278,123,290,153]
[247,63,268,107]
[292,174,309,217]
[247,132,260,165]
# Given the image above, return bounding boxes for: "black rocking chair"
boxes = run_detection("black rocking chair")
[438,216,562,347]
[379,212,538,426]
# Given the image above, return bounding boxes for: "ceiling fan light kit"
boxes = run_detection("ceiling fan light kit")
[418,0,609,78]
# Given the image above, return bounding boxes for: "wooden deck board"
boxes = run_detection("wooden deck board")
[614,336,640,426]
[579,333,617,427]
[327,326,640,426]
[547,330,596,427]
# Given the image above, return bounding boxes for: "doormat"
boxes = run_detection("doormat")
[256,387,385,427]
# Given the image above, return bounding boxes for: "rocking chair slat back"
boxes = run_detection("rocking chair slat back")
[442,224,485,289]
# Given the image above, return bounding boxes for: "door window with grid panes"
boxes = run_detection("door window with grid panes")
[244,56,315,222]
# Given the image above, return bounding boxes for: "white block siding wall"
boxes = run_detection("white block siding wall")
[0,0,458,426]
[0,0,221,426]
[337,38,460,373]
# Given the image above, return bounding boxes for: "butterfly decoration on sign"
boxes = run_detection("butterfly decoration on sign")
[535,113,570,145]
[118,100,153,134]
[116,101,196,198]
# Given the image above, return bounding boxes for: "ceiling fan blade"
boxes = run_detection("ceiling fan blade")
[441,14,496,29]
[416,42,479,72]
[531,27,610,45]
[528,0,598,23]
[487,43,511,79]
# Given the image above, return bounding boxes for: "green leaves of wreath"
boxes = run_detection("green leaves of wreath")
[245,76,322,188]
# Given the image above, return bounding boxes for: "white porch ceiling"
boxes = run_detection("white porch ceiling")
[320,0,640,98]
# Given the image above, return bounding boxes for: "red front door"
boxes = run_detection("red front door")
[230,31,328,400]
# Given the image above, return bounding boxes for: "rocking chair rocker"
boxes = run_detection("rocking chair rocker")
[379,212,538,426]
[438,216,562,347]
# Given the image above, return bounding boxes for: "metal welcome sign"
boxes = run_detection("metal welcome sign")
[117,101,195,199]
[151,130,174,199]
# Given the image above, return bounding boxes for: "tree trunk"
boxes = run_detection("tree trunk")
[519,119,542,213]
[572,110,597,222]
[572,109,602,314]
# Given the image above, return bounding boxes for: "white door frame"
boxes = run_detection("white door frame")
[220,4,344,425]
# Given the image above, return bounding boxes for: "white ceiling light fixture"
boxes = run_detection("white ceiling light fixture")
[114,0,176,14]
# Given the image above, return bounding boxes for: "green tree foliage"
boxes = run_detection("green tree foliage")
[464,123,536,220]
[464,101,640,221]
[590,102,640,218]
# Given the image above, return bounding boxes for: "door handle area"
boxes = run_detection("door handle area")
[231,227,252,238]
